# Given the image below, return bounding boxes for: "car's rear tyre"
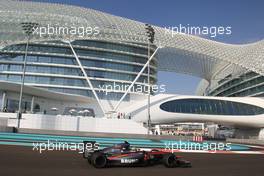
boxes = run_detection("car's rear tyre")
[163,154,177,168]
[91,152,107,168]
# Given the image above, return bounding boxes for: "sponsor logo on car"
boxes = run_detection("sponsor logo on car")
[121,158,138,164]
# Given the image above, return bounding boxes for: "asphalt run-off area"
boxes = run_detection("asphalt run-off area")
[0,132,264,176]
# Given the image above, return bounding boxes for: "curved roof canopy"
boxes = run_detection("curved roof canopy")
[0,0,263,80]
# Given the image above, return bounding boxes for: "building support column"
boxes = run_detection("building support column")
[258,128,264,140]
[1,91,6,111]
[30,96,35,113]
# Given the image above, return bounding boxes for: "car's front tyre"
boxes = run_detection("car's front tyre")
[163,154,177,168]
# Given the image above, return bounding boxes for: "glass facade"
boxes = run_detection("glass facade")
[160,98,264,115]
[5,99,31,113]
[208,72,264,97]
[0,40,157,101]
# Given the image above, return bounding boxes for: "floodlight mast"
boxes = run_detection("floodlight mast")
[145,24,155,135]
[17,22,39,130]
[112,24,158,135]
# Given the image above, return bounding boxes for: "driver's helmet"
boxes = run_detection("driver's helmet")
[122,141,130,151]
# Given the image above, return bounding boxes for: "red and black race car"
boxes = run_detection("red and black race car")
[83,141,191,168]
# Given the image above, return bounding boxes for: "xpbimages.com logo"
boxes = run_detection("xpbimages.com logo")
[164,24,232,38]
[32,140,100,154]
[98,82,166,95]
[165,141,232,153]
[32,24,100,38]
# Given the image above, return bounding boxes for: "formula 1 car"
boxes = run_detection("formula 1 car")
[82,141,191,168]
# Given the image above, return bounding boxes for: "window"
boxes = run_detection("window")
[160,98,264,116]
[6,99,31,113]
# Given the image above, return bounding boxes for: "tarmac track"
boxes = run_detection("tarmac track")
[0,145,263,176]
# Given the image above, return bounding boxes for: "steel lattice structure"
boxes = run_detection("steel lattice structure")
[0,0,263,81]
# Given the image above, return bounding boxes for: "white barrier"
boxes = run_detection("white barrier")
[0,113,148,134]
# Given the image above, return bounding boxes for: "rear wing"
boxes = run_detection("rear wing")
[82,141,100,158]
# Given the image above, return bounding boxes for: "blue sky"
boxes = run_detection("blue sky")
[33,0,264,94]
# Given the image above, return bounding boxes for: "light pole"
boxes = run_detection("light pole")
[16,22,39,130]
[145,24,155,135]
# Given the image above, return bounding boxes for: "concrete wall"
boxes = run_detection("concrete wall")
[1,112,148,134]
[233,128,261,139]
[18,128,193,141]
[0,126,14,132]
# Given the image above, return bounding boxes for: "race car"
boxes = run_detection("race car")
[82,141,191,168]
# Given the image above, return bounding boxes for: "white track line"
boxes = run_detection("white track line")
[138,148,264,155]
